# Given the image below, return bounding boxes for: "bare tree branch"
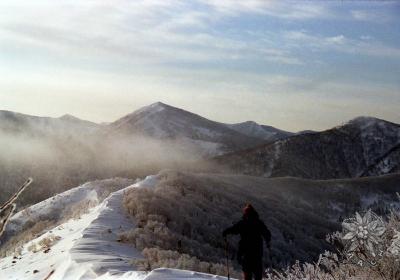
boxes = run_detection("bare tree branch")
[0,178,33,238]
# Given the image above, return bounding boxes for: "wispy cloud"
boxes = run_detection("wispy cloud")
[0,0,302,67]
[352,10,378,21]
[351,9,394,23]
[284,30,400,59]
[202,0,331,20]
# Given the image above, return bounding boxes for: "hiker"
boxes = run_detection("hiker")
[222,204,271,280]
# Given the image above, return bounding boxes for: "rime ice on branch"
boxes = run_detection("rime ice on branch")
[0,178,33,238]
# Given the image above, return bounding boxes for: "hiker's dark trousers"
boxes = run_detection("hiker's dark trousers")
[242,256,263,280]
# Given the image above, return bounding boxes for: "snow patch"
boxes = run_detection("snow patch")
[263,141,281,177]
[144,268,231,280]
[131,102,166,117]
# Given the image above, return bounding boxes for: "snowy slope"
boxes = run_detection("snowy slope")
[226,121,294,142]
[0,176,232,280]
[0,204,103,280]
[1,178,134,245]
[106,102,263,156]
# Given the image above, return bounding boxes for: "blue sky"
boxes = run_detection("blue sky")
[0,0,399,131]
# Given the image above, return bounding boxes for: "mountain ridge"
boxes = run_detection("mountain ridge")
[216,116,400,179]
[225,120,294,141]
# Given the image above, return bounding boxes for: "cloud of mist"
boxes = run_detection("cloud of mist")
[0,134,57,164]
[0,119,217,206]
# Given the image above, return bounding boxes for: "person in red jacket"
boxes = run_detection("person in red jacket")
[223,204,271,280]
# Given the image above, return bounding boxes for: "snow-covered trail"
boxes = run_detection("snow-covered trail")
[144,268,232,280]
[0,175,232,280]
[67,177,159,278]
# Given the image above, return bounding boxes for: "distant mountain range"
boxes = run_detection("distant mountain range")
[0,102,295,157]
[1,103,399,181]
[0,110,99,137]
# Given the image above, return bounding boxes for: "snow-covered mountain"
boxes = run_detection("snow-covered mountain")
[217,116,400,179]
[226,121,294,141]
[105,102,264,156]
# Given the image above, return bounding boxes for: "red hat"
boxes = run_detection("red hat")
[243,204,258,218]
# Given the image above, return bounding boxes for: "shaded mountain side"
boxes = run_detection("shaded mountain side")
[122,170,400,269]
[361,143,400,176]
[215,117,400,179]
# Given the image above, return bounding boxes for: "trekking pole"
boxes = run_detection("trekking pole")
[224,237,230,280]
[263,243,271,275]
[267,247,273,270]
[265,244,274,277]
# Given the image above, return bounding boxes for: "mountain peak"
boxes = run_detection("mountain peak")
[349,116,379,123]
[149,101,168,107]
[59,114,80,121]
[343,116,387,129]
[110,102,178,132]
[58,114,98,128]
[242,120,259,126]
[130,102,170,117]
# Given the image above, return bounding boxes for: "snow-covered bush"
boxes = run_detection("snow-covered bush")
[133,248,228,276]
[265,194,400,280]
[27,234,61,253]
[265,259,333,280]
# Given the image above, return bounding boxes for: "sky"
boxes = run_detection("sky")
[0,0,399,131]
